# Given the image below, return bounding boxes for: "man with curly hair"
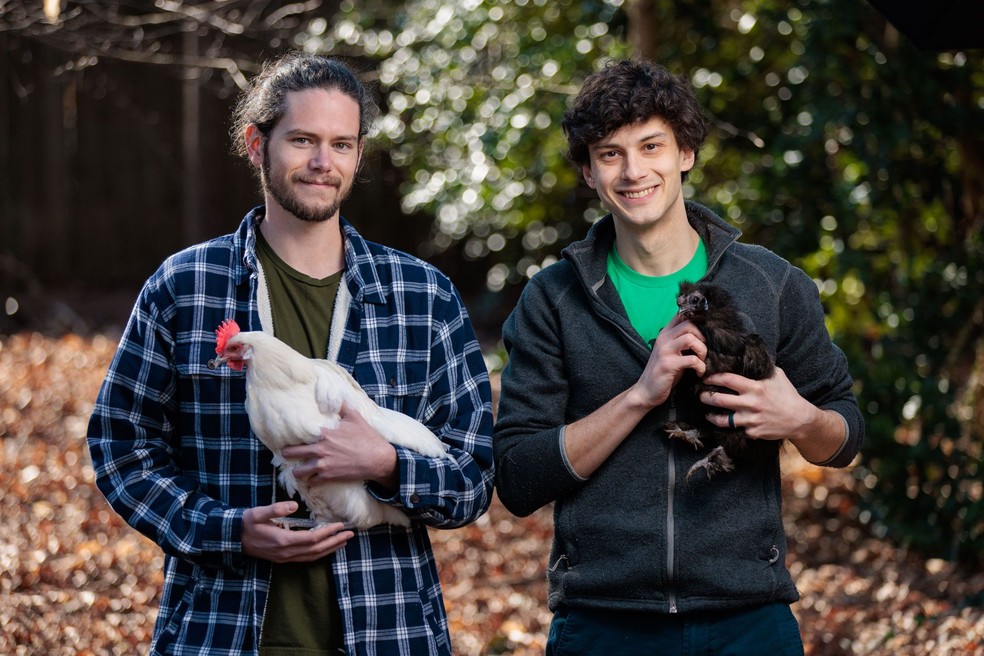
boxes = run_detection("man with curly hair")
[494,59,863,655]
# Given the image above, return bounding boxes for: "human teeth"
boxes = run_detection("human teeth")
[623,187,654,199]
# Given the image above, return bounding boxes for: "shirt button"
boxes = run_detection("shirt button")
[409,494,420,504]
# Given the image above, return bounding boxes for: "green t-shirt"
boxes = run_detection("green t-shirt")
[255,229,345,655]
[606,239,708,347]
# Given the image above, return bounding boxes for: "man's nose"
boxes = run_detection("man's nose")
[310,146,335,171]
[621,151,646,181]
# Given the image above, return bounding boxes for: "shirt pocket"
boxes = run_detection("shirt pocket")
[353,360,430,420]
[173,342,250,441]
[174,341,244,379]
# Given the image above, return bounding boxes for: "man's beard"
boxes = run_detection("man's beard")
[261,149,352,224]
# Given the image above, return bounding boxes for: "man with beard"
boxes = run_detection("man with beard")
[87,53,494,656]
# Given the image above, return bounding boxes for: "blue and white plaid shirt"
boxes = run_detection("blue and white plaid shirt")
[87,208,494,655]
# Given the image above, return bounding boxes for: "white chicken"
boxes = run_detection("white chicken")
[208,319,449,529]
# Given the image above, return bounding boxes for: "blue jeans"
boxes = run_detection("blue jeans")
[545,604,804,656]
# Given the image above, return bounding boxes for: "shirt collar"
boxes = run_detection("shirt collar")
[238,207,386,305]
[340,216,387,305]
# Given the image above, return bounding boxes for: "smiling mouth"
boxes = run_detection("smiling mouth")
[299,180,339,188]
[621,186,657,199]
[296,175,342,187]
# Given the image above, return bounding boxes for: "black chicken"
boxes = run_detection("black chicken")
[664,281,777,480]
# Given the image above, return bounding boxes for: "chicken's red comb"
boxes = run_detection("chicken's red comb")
[215,319,241,354]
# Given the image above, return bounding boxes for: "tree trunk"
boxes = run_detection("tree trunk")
[43,48,70,281]
[626,0,658,60]
[182,23,203,246]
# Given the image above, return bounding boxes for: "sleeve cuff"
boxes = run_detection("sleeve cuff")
[559,426,589,482]
[814,412,851,467]
[365,446,433,509]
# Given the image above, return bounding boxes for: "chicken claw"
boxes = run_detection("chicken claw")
[664,421,704,449]
[271,517,353,532]
[686,445,735,481]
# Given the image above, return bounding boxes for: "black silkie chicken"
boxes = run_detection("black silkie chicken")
[664,281,778,480]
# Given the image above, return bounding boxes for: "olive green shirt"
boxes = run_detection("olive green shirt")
[255,229,345,655]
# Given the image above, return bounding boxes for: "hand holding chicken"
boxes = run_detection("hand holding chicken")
[663,282,778,480]
[209,319,449,529]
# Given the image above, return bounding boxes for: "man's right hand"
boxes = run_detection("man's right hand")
[628,313,708,409]
[242,501,353,563]
[562,315,707,479]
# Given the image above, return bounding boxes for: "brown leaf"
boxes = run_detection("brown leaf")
[0,333,981,656]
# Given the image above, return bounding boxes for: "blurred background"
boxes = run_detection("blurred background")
[1,0,982,654]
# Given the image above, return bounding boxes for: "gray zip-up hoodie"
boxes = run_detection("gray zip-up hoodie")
[494,201,863,614]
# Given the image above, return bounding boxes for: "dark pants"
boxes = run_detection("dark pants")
[545,604,804,656]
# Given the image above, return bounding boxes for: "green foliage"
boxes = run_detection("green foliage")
[316,0,984,564]
[742,1,984,565]
[312,0,628,290]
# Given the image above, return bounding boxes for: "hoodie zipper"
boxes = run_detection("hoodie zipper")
[586,276,681,612]
[666,395,679,614]
[569,210,740,615]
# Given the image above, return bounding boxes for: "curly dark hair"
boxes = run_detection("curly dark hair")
[229,52,379,158]
[562,60,709,175]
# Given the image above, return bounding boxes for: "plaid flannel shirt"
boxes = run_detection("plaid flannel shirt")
[87,208,494,655]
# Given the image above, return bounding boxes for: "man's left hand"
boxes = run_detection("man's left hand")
[699,367,817,443]
[283,402,400,491]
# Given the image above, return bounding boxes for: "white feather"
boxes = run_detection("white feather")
[222,329,448,528]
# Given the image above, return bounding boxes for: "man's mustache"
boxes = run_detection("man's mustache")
[295,175,342,187]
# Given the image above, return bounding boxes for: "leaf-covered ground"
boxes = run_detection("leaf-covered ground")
[1,333,981,655]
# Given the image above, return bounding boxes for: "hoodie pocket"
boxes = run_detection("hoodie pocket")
[673,463,787,602]
[545,553,571,608]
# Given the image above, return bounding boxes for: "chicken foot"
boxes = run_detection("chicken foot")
[664,421,704,449]
[686,445,735,481]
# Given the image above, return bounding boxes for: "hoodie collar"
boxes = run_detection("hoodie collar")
[683,201,741,271]
[562,201,741,284]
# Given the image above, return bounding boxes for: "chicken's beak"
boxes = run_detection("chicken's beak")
[207,355,228,370]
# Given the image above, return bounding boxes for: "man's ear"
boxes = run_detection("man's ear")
[681,148,696,173]
[354,138,367,175]
[245,124,264,168]
[582,164,596,189]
